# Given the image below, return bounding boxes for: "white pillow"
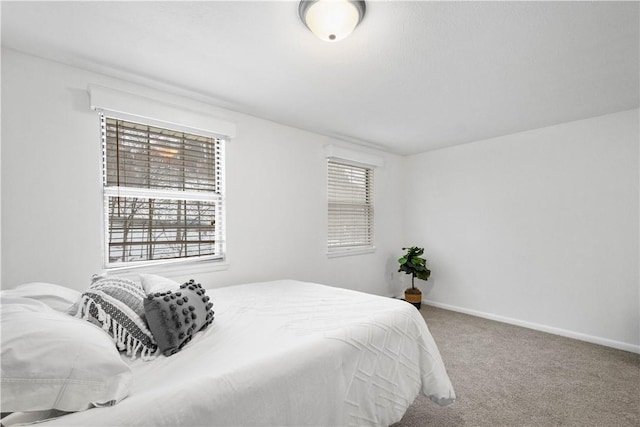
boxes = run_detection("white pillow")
[0,295,132,413]
[3,282,81,312]
[139,273,181,295]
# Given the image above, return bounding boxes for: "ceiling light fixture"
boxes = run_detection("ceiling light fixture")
[299,0,366,42]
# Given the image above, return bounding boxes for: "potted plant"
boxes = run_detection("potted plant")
[398,246,431,309]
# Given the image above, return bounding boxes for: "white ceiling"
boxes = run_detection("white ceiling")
[2,1,638,155]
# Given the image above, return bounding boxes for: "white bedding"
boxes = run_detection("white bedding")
[31,280,455,426]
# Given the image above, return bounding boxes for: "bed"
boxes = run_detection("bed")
[1,278,455,426]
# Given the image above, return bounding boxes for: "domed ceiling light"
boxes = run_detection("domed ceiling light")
[299,0,366,42]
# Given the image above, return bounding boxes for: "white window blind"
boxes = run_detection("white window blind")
[327,160,374,251]
[101,115,225,268]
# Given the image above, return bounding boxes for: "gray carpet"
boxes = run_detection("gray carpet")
[393,306,640,427]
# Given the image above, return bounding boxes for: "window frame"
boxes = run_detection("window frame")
[98,113,227,270]
[326,145,382,257]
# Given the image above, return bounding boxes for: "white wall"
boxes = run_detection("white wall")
[1,48,405,296]
[404,110,640,351]
[3,48,638,352]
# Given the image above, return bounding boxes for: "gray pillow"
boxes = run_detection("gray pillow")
[144,280,214,356]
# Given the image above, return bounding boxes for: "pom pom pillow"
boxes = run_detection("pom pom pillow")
[72,277,158,360]
[144,280,214,356]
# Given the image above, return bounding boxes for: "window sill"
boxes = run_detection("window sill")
[327,247,376,258]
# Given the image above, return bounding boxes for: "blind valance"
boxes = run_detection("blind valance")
[89,84,236,139]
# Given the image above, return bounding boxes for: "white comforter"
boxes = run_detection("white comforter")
[37,280,455,426]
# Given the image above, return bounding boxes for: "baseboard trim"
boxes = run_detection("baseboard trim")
[423,299,640,354]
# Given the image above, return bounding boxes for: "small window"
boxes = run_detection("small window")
[101,115,225,268]
[327,160,374,252]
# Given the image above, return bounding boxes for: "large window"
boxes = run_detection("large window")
[327,160,374,252]
[101,115,225,268]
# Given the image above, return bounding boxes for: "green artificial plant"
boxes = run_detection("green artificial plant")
[398,246,431,289]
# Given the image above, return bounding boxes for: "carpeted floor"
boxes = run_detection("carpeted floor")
[393,306,640,427]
